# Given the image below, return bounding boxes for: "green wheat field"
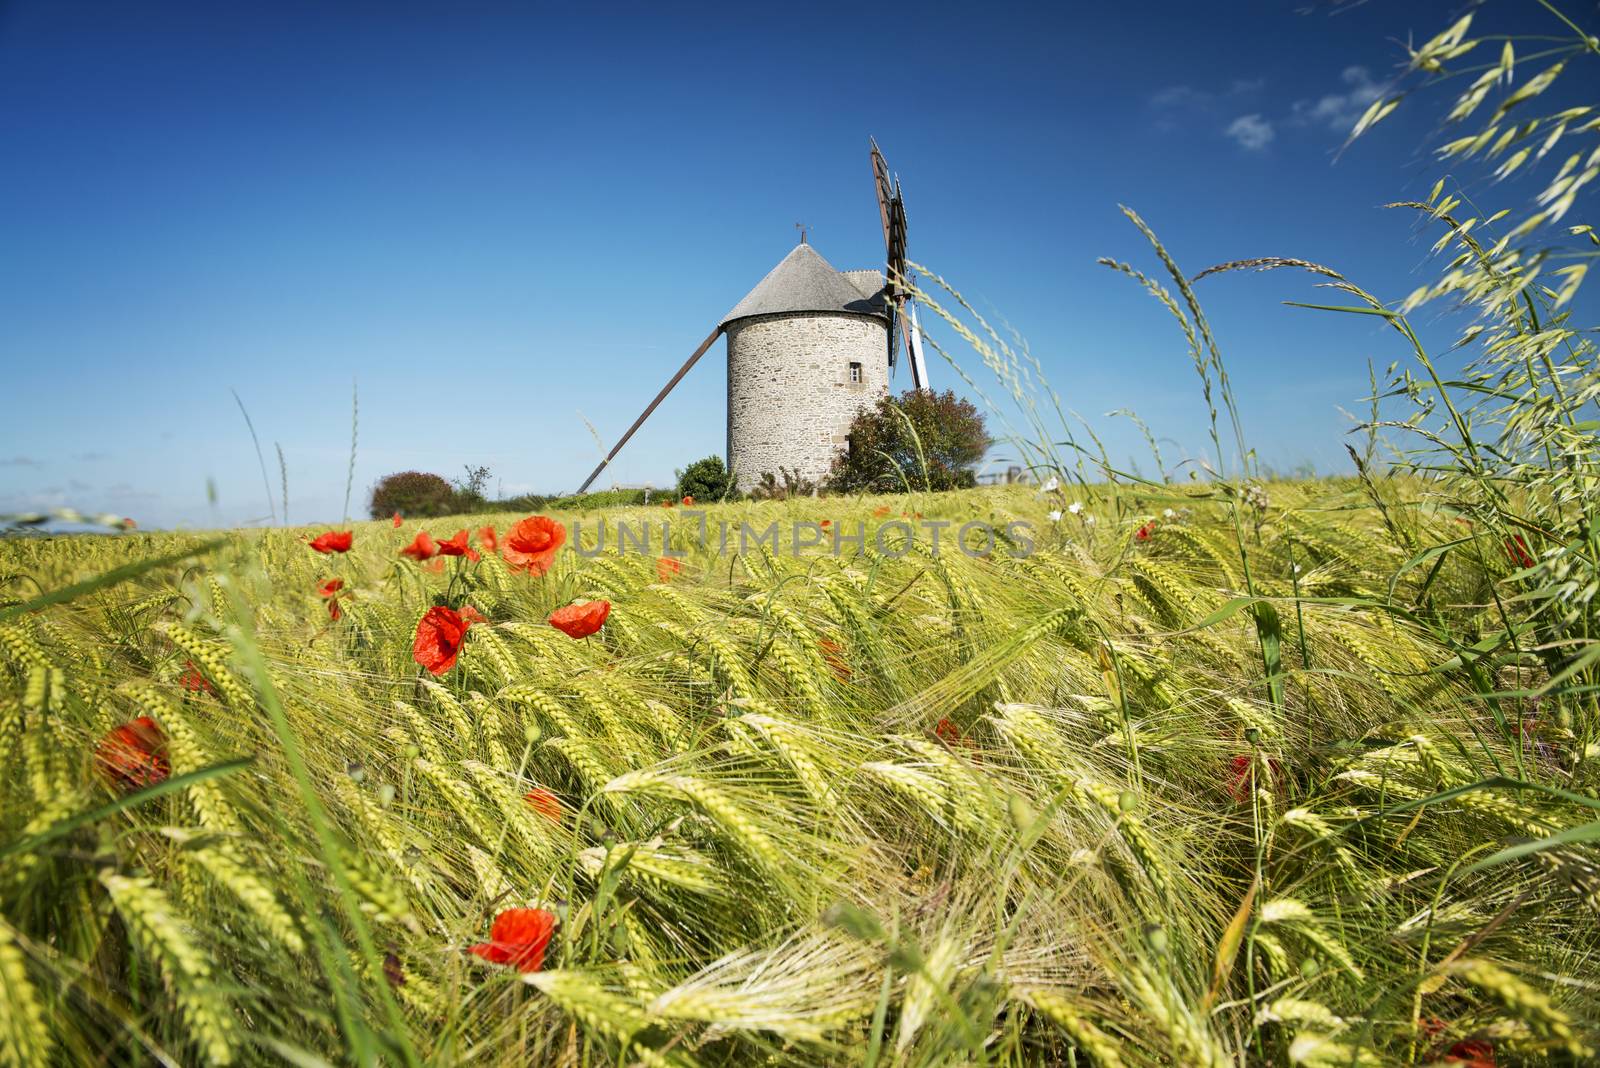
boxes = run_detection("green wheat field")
[5,6,1600,1063]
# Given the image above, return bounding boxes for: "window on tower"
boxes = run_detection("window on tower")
[848,361,863,384]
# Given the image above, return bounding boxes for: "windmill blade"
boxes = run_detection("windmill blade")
[869,139,900,369]
[907,298,929,389]
[574,325,722,495]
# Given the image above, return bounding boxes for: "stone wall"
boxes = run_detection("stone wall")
[725,311,889,492]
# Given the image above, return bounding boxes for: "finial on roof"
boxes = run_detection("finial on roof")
[795,222,808,245]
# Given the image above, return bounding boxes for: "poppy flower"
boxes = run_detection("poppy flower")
[661,499,674,508]
[180,660,214,695]
[873,505,891,518]
[1226,753,1284,802]
[319,580,346,621]
[400,531,437,560]
[392,512,403,528]
[656,556,683,582]
[424,558,446,574]
[413,605,473,675]
[308,530,353,554]
[820,519,831,528]
[1443,1040,1495,1067]
[503,516,566,577]
[437,529,480,562]
[460,605,488,627]
[548,600,610,639]
[1135,521,1156,542]
[1506,534,1534,569]
[96,716,170,792]
[818,637,851,681]
[478,525,497,552]
[681,495,694,506]
[468,907,557,973]
[525,787,561,823]
[934,717,965,747]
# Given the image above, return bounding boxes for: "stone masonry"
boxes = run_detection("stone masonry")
[725,310,888,492]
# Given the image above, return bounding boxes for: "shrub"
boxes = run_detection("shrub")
[676,455,737,503]
[369,471,457,519]
[827,388,989,494]
[748,467,817,501]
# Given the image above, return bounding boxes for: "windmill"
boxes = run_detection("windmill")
[574,140,929,495]
[869,137,929,389]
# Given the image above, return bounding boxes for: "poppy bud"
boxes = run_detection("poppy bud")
[1007,793,1037,835]
[1118,790,1139,814]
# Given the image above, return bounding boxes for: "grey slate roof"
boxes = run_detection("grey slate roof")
[720,243,888,328]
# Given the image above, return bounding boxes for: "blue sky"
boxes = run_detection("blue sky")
[0,1,1575,527]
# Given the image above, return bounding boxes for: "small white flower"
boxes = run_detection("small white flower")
[1084,515,1097,525]
[1292,563,1302,574]
[1041,476,1059,493]
[1163,508,1175,519]
[1068,501,1083,515]
[1048,510,1062,522]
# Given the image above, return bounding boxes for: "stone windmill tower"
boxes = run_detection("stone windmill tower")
[719,240,890,492]
[574,141,928,495]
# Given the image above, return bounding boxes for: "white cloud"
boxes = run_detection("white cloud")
[1225,113,1276,150]
[1290,65,1382,131]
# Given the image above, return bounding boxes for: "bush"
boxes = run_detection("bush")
[827,389,989,494]
[369,471,458,519]
[676,455,737,503]
[748,468,817,501]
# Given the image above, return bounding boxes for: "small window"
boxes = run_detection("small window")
[848,361,863,384]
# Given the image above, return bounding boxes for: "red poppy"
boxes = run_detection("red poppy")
[317,578,345,622]
[934,717,966,747]
[424,558,446,573]
[413,605,473,675]
[96,716,170,792]
[818,637,851,681]
[308,530,353,554]
[1506,534,1534,568]
[460,605,488,627]
[478,525,498,552]
[1226,753,1284,802]
[661,499,674,508]
[525,787,562,823]
[1443,1040,1495,1067]
[820,519,831,528]
[657,556,683,582]
[468,907,557,973]
[1135,521,1156,541]
[392,512,403,527]
[681,495,694,506]
[400,531,437,560]
[873,505,891,518]
[437,529,480,562]
[181,660,214,695]
[503,516,566,577]
[548,600,610,639]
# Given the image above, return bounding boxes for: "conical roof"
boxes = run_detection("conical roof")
[720,243,887,328]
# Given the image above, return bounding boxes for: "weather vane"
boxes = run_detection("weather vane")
[795,222,809,245]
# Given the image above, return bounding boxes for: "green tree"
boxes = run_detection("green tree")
[368,471,457,519]
[676,455,737,502]
[827,389,989,494]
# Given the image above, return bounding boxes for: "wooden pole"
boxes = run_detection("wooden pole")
[574,325,723,495]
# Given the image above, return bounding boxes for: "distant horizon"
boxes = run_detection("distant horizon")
[1,0,1580,528]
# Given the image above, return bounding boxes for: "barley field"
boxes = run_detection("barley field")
[2,475,1597,1066]
[5,7,1600,1061]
